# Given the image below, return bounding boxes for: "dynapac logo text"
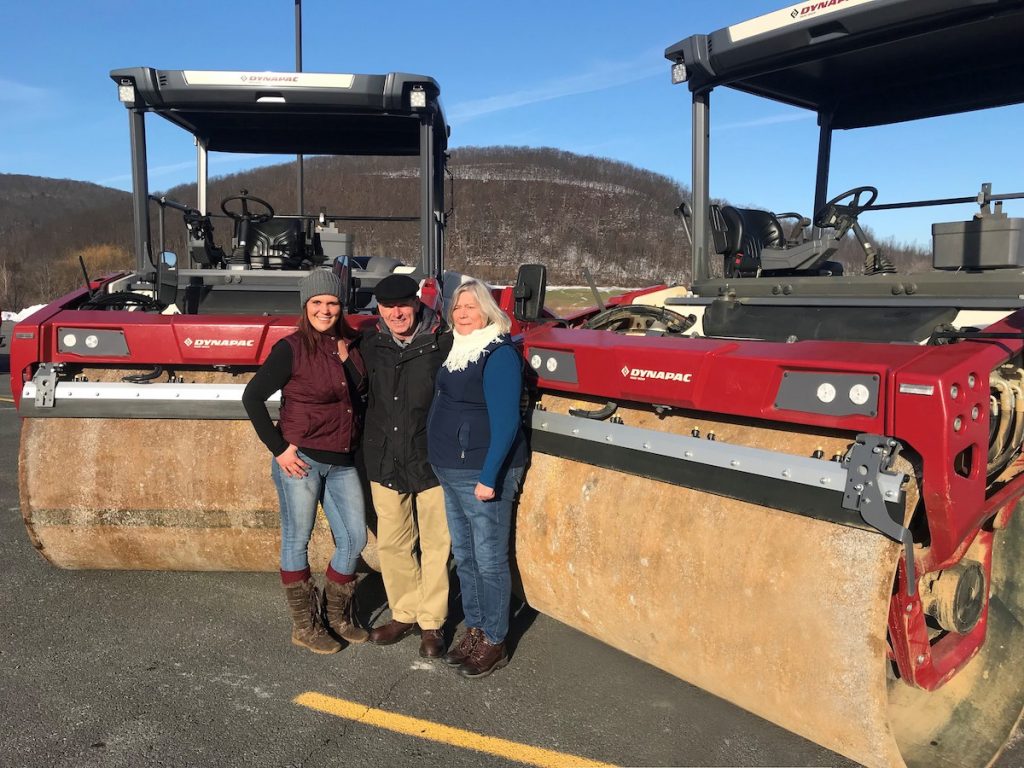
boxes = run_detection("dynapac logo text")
[183,338,256,349]
[621,366,692,383]
[793,0,851,17]
[240,74,299,83]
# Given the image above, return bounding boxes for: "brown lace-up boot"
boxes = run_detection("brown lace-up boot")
[442,626,483,667]
[458,636,508,678]
[323,580,369,644]
[284,580,341,654]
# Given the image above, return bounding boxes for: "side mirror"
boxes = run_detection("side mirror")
[513,264,547,323]
[675,201,693,246]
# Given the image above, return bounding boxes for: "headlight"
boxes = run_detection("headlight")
[117,80,136,104]
[527,348,578,384]
[776,371,879,417]
[57,327,129,357]
[671,60,688,84]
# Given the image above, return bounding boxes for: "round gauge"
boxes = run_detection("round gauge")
[62,333,78,348]
[849,383,870,405]
[85,335,99,349]
[816,382,836,403]
[545,357,558,373]
[530,354,542,370]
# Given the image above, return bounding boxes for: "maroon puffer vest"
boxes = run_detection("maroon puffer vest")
[278,332,365,453]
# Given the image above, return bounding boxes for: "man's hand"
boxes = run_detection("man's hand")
[475,482,495,502]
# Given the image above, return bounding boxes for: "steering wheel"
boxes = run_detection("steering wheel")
[583,305,695,335]
[813,185,878,230]
[220,191,275,224]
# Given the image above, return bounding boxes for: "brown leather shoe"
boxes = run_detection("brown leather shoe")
[419,628,445,659]
[458,636,508,678]
[442,627,483,667]
[368,619,416,646]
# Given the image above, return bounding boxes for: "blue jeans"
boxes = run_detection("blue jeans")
[271,452,367,575]
[432,464,524,645]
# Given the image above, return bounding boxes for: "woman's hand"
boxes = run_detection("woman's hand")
[336,339,349,362]
[474,482,495,502]
[276,444,310,479]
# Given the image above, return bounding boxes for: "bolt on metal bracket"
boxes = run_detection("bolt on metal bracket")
[843,433,916,595]
[32,363,63,408]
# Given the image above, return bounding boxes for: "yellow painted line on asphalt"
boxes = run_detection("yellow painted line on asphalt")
[294,691,617,768]
[0,396,14,403]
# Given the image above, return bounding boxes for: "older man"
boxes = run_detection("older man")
[361,274,454,657]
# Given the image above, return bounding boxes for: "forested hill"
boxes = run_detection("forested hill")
[0,175,132,308]
[0,147,927,308]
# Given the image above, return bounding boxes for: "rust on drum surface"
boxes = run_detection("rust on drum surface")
[19,417,379,571]
[516,395,1024,767]
[516,396,908,766]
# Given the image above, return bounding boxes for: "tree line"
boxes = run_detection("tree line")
[0,148,930,310]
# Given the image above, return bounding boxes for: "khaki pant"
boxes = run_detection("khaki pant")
[370,482,451,630]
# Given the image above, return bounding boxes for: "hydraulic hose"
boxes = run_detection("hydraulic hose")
[990,376,1024,476]
[989,374,1013,467]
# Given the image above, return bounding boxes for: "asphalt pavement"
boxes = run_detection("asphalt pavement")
[0,323,1021,768]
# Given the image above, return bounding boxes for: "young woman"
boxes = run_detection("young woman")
[427,280,527,678]
[243,270,369,653]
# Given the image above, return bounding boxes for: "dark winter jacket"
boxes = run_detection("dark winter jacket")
[361,307,453,493]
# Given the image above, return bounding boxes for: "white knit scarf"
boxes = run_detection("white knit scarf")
[443,323,503,372]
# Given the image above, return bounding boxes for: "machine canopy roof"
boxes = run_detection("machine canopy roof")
[665,0,1024,129]
[109,67,447,155]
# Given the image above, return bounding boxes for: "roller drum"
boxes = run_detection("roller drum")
[514,396,1024,767]
[19,417,379,572]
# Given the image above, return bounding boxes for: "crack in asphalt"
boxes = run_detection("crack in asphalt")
[297,660,420,766]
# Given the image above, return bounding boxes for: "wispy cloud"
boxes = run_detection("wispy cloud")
[97,153,271,186]
[449,53,663,123]
[713,111,814,132]
[0,78,53,127]
[0,77,49,104]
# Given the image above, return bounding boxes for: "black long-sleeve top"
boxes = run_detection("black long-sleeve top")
[242,339,365,466]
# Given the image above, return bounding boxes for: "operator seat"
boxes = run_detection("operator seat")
[739,208,786,253]
[248,219,320,268]
[709,204,844,277]
[711,205,786,277]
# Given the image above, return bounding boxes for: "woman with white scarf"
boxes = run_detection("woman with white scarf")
[427,280,527,678]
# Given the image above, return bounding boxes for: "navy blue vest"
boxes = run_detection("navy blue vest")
[427,338,526,475]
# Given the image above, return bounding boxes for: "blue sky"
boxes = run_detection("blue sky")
[2,0,1022,247]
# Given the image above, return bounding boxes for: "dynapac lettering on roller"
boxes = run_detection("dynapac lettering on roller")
[621,365,693,383]
[183,338,256,349]
[241,74,299,83]
[796,0,853,15]
[728,0,871,42]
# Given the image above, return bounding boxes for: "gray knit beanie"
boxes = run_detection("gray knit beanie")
[298,269,344,307]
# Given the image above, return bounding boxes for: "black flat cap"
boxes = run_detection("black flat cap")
[374,274,420,302]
